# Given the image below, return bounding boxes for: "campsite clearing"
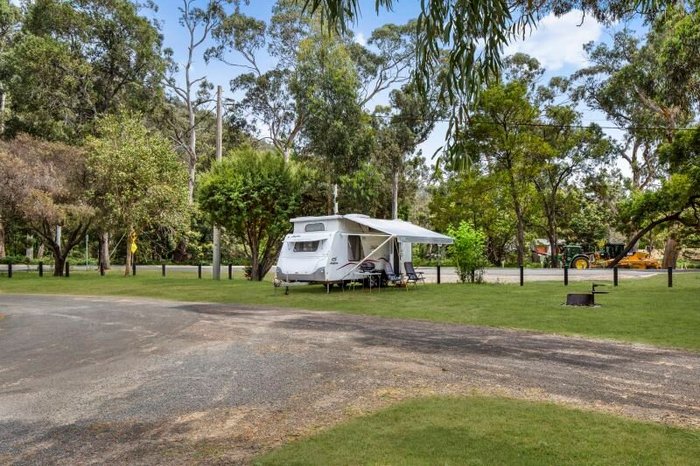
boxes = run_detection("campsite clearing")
[1,295,698,464]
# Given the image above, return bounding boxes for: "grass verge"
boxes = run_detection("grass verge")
[1,270,699,350]
[255,396,700,466]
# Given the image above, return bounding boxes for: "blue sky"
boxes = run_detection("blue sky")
[148,1,640,165]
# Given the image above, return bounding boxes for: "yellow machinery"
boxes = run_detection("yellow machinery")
[607,250,661,269]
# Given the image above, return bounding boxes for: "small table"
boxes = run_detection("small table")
[353,271,382,292]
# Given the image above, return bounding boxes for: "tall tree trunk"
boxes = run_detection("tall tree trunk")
[546,208,558,269]
[0,219,5,259]
[250,241,260,281]
[507,167,525,266]
[98,231,111,270]
[25,234,34,261]
[662,236,679,269]
[391,169,399,219]
[187,108,197,203]
[514,210,525,266]
[51,246,66,277]
[0,89,5,135]
[37,243,45,259]
[125,226,134,276]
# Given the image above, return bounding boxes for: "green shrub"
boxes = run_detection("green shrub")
[447,222,488,283]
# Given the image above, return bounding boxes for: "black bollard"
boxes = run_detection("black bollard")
[7,263,12,278]
[519,265,524,286]
[198,263,202,279]
[65,261,70,277]
[228,263,233,280]
[437,264,441,284]
[668,267,673,288]
[162,263,166,277]
[613,266,618,287]
[564,266,569,286]
[39,261,43,277]
[132,261,136,276]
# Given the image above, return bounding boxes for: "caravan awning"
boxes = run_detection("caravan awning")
[345,215,453,245]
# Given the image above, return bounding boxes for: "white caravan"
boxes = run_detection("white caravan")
[275,214,453,285]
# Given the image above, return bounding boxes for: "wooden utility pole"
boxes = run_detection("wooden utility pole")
[212,85,223,280]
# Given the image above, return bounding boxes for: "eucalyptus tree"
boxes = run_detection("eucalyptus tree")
[1,0,165,142]
[207,1,306,160]
[429,170,516,266]
[299,1,671,153]
[574,5,700,265]
[373,81,440,218]
[454,78,540,266]
[0,0,21,134]
[163,0,232,203]
[532,76,615,266]
[291,32,373,200]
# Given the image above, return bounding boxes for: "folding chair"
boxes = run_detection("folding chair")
[404,262,425,286]
[383,262,405,287]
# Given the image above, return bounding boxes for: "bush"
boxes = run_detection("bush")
[447,222,488,283]
[0,255,30,265]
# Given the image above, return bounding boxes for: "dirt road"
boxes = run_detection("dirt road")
[1,295,698,464]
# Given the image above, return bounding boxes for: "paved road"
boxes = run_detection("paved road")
[1,295,698,464]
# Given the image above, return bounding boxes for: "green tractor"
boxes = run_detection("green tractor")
[561,242,626,269]
[561,244,592,269]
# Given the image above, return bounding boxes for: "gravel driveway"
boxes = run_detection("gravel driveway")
[1,295,698,465]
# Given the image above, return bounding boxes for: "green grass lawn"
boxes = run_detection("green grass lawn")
[254,396,700,466]
[1,269,699,350]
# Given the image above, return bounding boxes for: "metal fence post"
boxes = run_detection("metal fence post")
[228,263,233,280]
[519,265,524,286]
[613,266,618,287]
[564,265,569,286]
[668,267,673,288]
[437,264,441,284]
[162,263,166,277]
[7,263,12,278]
[39,261,43,277]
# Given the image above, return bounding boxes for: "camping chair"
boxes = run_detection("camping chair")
[404,262,425,286]
[383,262,405,287]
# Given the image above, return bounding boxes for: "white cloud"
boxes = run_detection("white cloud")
[504,10,603,71]
[354,32,367,47]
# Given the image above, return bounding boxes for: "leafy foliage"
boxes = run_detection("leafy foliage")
[0,135,93,275]
[198,147,306,280]
[447,222,488,283]
[1,0,165,141]
[85,113,190,274]
[298,0,670,157]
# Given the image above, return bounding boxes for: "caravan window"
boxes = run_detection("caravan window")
[348,235,364,261]
[293,241,320,252]
[304,223,325,232]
